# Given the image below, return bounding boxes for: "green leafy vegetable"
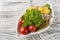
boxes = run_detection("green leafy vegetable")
[45,4,50,8]
[22,9,44,27]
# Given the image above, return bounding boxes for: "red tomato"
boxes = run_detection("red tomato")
[29,25,36,32]
[19,27,29,35]
[19,18,23,25]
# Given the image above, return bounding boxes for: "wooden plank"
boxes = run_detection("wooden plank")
[0,3,30,11]
[0,0,31,3]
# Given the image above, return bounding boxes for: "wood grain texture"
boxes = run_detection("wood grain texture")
[0,0,60,40]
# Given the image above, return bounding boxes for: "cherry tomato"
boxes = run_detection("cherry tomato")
[19,18,23,25]
[19,27,29,35]
[29,25,36,32]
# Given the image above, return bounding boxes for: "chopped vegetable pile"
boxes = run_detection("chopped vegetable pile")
[22,9,43,27]
[18,4,52,35]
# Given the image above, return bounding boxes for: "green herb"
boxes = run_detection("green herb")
[22,9,44,27]
[45,4,50,8]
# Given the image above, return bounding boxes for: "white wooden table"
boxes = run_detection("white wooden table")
[0,0,60,40]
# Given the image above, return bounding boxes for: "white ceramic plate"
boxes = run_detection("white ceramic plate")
[17,2,54,38]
